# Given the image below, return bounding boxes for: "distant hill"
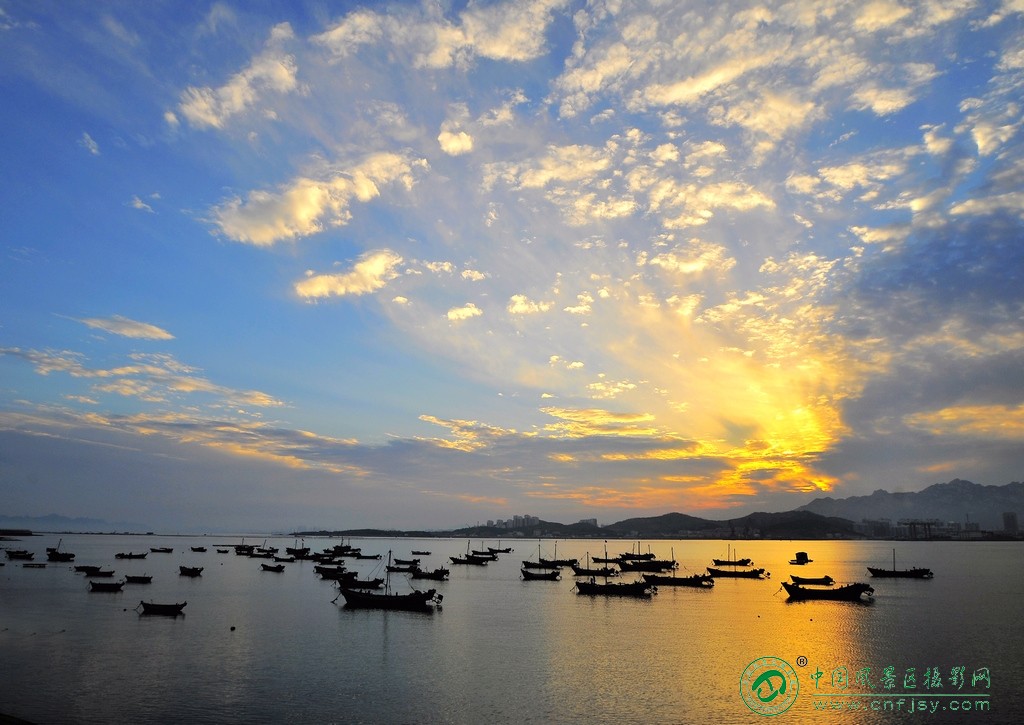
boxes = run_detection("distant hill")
[603,510,858,539]
[797,479,1024,531]
[302,510,858,540]
[0,513,151,533]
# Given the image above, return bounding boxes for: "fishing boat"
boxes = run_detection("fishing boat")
[707,566,767,579]
[89,580,125,592]
[317,568,357,581]
[867,549,934,578]
[217,549,230,554]
[571,563,619,577]
[574,578,654,597]
[570,552,617,578]
[393,558,420,566]
[91,569,116,578]
[618,543,656,561]
[712,544,752,567]
[521,567,561,581]
[642,573,714,588]
[470,547,499,560]
[150,547,173,553]
[451,542,490,566]
[115,552,148,560]
[125,574,153,584]
[575,543,654,597]
[790,551,812,565]
[274,555,295,562]
[616,557,677,573]
[522,544,562,571]
[782,582,874,602]
[411,550,431,556]
[5,550,34,561]
[24,563,46,569]
[179,566,203,577]
[487,543,513,554]
[538,542,578,567]
[409,567,450,581]
[260,563,285,573]
[386,563,420,573]
[791,574,834,586]
[74,565,102,574]
[191,546,207,553]
[285,542,310,557]
[46,540,75,562]
[138,601,186,616]
[335,552,442,612]
[342,577,385,589]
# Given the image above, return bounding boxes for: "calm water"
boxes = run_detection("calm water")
[1,535,1021,724]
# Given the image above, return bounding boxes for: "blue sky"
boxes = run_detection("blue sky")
[1,0,1023,533]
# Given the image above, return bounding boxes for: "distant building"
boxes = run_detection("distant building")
[1004,512,1019,535]
[577,518,598,527]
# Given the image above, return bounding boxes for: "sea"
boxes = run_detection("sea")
[1,534,1021,724]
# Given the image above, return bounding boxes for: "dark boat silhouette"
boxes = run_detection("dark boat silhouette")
[868,549,934,579]
[138,601,186,616]
[782,582,874,602]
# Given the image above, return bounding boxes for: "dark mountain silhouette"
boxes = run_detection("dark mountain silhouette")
[797,479,1024,531]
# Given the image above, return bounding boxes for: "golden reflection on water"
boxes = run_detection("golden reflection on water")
[539,538,1001,724]
[2,535,1018,723]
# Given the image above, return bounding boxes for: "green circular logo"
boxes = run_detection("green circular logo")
[740,656,799,716]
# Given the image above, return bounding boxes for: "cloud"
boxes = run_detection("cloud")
[446,303,483,321]
[1,348,282,409]
[313,0,568,69]
[77,315,174,340]
[211,152,423,245]
[79,132,99,155]
[438,129,474,156]
[508,294,552,314]
[129,195,154,213]
[178,23,299,129]
[295,249,404,300]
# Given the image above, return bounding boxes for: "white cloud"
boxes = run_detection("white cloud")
[854,1,913,32]
[211,152,422,246]
[447,303,483,321]
[438,129,474,155]
[178,23,298,129]
[79,132,99,155]
[508,294,552,314]
[129,195,154,213]
[295,249,404,299]
[77,315,174,340]
[314,0,567,69]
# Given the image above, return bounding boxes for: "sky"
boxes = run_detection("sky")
[1,0,1023,534]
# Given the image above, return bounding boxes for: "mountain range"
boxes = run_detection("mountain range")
[5,479,1020,538]
[796,478,1023,531]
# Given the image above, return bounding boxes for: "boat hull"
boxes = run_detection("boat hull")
[642,574,714,588]
[867,567,933,578]
[521,568,560,581]
[337,587,440,612]
[791,575,834,586]
[782,582,873,602]
[139,601,186,616]
[574,580,653,597]
[707,567,767,579]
